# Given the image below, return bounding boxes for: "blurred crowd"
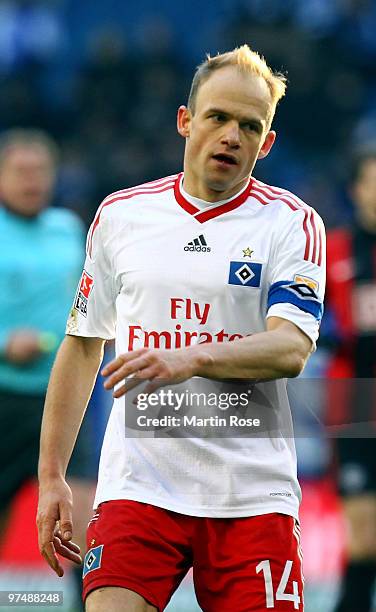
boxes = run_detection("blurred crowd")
[0,0,376,227]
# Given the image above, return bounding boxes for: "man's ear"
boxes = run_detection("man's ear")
[177,105,192,138]
[258,130,276,160]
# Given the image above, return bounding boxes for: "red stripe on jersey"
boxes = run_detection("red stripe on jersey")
[87,176,177,255]
[252,185,309,248]
[174,173,252,222]
[101,178,176,208]
[88,182,174,257]
[317,223,323,267]
[247,189,270,207]
[195,181,252,222]
[252,183,301,211]
[251,182,319,265]
[130,174,178,190]
[253,179,304,202]
[302,210,311,261]
[97,176,177,213]
[310,210,318,264]
[174,174,200,215]
[104,175,179,201]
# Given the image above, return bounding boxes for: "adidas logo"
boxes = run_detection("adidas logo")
[184,234,211,253]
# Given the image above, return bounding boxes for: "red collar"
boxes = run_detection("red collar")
[174,173,252,223]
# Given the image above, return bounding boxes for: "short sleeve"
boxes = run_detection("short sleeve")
[66,213,116,339]
[266,207,326,347]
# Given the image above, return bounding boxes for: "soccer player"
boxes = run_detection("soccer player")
[326,145,376,612]
[37,45,325,611]
[0,129,95,607]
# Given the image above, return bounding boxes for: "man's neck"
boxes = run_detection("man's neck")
[182,173,250,203]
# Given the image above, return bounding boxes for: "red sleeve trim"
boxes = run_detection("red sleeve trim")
[87,177,175,257]
[251,180,323,265]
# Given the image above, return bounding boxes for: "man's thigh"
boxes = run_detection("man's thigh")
[193,513,303,612]
[82,500,192,611]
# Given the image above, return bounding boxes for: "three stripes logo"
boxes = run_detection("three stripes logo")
[184,234,211,253]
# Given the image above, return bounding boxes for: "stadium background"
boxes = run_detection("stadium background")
[0,0,375,610]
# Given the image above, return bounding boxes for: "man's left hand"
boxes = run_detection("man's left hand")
[102,347,213,398]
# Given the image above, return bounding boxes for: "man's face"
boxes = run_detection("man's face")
[177,66,276,201]
[0,144,56,216]
[352,158,376,232]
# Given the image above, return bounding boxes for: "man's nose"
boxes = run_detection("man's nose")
[221,122,241,148]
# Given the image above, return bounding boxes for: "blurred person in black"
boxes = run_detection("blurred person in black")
[0,129,95,609]
[325,145,376,612]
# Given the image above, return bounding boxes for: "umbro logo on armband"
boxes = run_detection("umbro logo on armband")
[184,234,211,253]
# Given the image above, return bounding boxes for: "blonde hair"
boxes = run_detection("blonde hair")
[188,44,287,123]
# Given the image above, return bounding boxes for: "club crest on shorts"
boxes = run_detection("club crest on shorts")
[74,270,93,317]
[228,261,262,287]
[83,544,103,578]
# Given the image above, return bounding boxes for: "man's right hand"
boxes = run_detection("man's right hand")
[37,477,82,577]
[6,330,42,364]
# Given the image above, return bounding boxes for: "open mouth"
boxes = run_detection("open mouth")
[212,153,237,166]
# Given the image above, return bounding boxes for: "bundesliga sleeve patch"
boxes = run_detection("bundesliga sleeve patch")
[267,279,323,321]
[228,261,262,287]
[74,270,93,317]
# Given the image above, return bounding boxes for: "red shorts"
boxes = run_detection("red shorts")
[83,500,304,611]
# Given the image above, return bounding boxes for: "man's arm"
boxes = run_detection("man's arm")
[102,317,312,398]
[37,334,105,576]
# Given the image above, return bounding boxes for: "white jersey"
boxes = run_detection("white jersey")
[67,173,326,519]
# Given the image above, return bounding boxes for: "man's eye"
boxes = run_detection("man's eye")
[244,123,260,132]
[212,114,226,122]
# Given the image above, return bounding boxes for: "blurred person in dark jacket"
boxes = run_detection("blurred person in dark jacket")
[0,129,95,608]
[325,144,376,612]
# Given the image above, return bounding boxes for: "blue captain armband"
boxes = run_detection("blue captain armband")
[267,280,323,322]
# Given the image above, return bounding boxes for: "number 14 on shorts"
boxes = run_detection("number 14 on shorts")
[256,560,301,609]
